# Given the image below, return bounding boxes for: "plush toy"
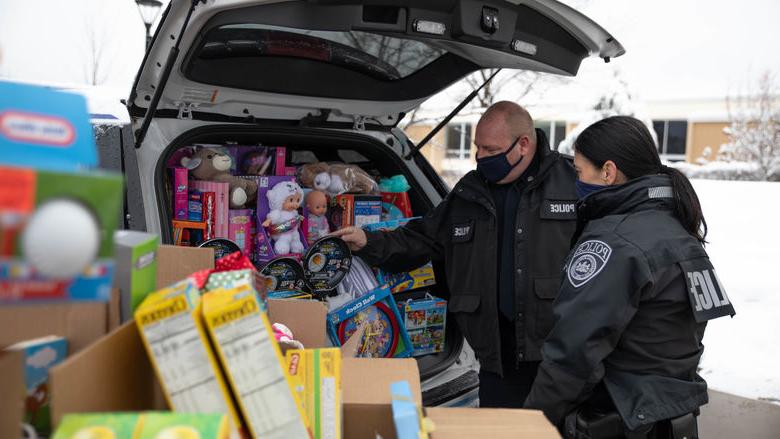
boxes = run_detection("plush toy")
[181,147,258,208]
[272,323,304,353]
[262,180,305,255]
[305,190,330,245]
[298,162,378,196]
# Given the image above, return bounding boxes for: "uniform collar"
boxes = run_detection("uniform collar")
[576,174,675,223]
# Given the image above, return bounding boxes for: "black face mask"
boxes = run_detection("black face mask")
[476,136,523,183]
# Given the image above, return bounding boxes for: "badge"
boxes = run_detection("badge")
[567,240,612,288]
[540,199,577,220]
[679,258,735,322]
[451,219,474,243]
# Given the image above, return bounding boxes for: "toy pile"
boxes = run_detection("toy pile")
[166,144,448,360]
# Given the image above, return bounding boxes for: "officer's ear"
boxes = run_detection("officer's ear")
[602,160,625,185]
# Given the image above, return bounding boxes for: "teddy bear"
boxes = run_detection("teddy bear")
[298,162,378,197]
[262,180,305,255]
[181,147,258,208]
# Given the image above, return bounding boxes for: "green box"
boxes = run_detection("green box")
[114,230,160,321]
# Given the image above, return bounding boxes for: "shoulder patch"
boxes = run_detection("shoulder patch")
[567,240,613,288]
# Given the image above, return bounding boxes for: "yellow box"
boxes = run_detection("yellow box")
[134,280,240,433]
[286,348,342,439]
[202,285,310,439]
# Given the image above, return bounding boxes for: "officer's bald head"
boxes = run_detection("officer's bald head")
[478,101,537,146]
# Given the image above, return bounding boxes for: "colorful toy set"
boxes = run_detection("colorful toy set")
[53,412,230,439]
[398,294,448,356]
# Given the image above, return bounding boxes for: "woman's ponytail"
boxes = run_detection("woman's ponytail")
[660,165,708,243]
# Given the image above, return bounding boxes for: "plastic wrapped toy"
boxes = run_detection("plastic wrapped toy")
[262,180,305,255]
[298,162,378,196]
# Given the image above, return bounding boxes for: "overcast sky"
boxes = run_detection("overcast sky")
[1,0,778,103]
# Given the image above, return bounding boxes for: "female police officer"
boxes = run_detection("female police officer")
[525,116,735,438]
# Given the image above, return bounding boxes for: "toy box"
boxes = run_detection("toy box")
[285,348,342,439]
[190,180,230,238]
[113,230,159,321]
[268,290,313,300]
[362,217,420,232]
[330,195,382,229]
[202,285,310,439]
[378,262,436,294]
[327,285,413,359]
[5,335,68,435]
[275,146,297,176]
[134,280,240,431]
[0,165,122,302]
[52,412,229,439]
[255,176,308,264]
[397,295,447,356]
[173,167,189,220]
[225,145,275,176]
[0,81,97,173]
[229,209,253,256]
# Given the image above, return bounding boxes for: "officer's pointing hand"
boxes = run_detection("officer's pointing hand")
[330,226,367,252]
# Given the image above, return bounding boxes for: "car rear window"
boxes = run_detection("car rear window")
[196,24,445,81]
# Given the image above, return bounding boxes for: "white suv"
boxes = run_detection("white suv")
[127,0,623,406]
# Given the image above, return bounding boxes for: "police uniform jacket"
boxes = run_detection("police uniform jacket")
[355,131,578,376]
[525,174,735,431]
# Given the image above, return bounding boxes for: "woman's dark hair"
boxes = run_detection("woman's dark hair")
[574,116,707,243]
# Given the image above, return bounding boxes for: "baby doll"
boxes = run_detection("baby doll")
[262,181,305,255]
[305,190,330,245]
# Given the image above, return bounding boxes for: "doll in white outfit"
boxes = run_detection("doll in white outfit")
[262,181,305,255]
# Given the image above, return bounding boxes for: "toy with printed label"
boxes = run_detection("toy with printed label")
[172,167,189,220]
[285,348,342,439]
[329,194,382,229]
[5,335,68,435]
[262,180,306,255]
[255,176,308,264]
[378,262,437,294]
[229,209,253,255]
[327,284,412,358]
[397,294,447,356]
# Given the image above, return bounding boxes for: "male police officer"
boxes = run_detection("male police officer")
[333,101,578,407]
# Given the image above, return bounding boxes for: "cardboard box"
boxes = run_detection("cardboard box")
[0,350,26,439]
[155,245,214,289]
[425,407,561,439]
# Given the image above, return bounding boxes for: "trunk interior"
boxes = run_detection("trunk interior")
[154,124,464,386]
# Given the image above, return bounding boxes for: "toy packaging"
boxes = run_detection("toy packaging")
[134,280,240,430]
[297,162,378,197]
[327,284,413,359]
[5,335,68,435]
[173,167,189,220]
[191,180,230,238]
[52,412,229,439]
[268,290,313,300]
[378,262,437,294]
[229,209,253,255]
[256,176,308,263]
[379,175,413,221]
[0,81,97,173]
[286,348,342,439]
[398,294,447,356]
[391,380,430,439]
[0,166,123,302]
[189,191,203,222]
[202,285,310,439]
[113,230,159,321]
[362,217,421,232]
[225,144,275,176]
[330,194,382,229]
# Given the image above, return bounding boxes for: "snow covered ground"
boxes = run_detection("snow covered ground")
[693,179,780,403]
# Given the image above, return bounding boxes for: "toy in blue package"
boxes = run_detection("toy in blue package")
[362,217,421,232]
[398,294,447,356]
[0,81,97,172]
[327,284,413,358]
[378,262,436,294]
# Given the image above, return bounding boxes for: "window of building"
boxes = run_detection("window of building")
[446,123,472,159]
[652,120,688,160]
[534,120,567,150]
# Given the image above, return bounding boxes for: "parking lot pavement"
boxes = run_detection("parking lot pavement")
[699,390,780,439]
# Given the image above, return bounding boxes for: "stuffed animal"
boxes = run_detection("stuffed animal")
[262,180,305,255]
[272,323,304,353]
[181,147,258,208]
[298,162,378,197]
